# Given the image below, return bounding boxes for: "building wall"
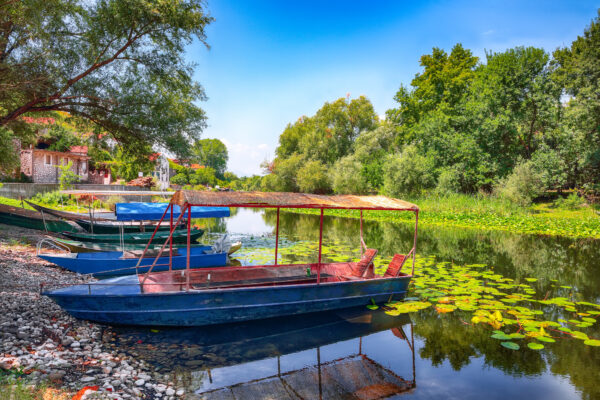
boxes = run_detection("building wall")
[20,150,33,177]
[32,152,59,183]
[88,169,111,185]
[27,152,89,183]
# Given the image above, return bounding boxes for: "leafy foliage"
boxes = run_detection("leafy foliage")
[58,161,79,190]
[0,0,212,162]
[382,145,436,197]
[190,138,228,177]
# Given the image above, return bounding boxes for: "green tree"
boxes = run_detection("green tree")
[495,160,544,206]
[191,138,228,177]
[0,0,212,170]
[382,145,436,197]
[467,47,561,173]
[296,161,330,194]
[331,155,370,195]
[58,161,80,189]
[386,44,479,144]
[552,11,600,189]
[109,145,155,181]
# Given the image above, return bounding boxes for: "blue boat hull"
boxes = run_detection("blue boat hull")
[44,274,411,326]
[39,247,227,277]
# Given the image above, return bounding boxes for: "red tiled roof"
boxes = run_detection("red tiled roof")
[69,145,88,155]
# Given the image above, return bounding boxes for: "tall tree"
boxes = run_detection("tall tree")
[0,0,212,172]
[552,10,600,187]
[386,44,479,144]
[190,138,228,177]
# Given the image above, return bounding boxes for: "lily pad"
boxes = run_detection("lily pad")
[491,332,512,340]
[527,342,544,350]
[583,339,600,346]
[500,341,520,350]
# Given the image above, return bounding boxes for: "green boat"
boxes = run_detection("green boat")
[61,227,204,244]
[74,219,184,234]
[0,204,79,233]
[44,237,198,253]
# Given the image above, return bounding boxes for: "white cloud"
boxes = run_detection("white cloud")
[222,139,273,177]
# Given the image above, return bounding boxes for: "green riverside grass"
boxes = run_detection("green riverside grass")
[285,194,600,239]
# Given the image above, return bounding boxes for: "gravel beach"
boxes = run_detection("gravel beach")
[0,224,188,399]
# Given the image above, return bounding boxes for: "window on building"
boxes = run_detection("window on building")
[45,154,51,165]
[81,161,87,174]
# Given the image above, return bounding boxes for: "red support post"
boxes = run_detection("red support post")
[169,203,173,271]
[135,202,171,269]
[274,208,280,266]
[317,208,324,284]
[186,203,191,291]
[412,210,419,276]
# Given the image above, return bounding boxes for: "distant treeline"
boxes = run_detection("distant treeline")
[236,11,600,205]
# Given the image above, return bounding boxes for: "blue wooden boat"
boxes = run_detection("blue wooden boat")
[61,227,203,244]
[44,190,419,327]
[38,246,227,278]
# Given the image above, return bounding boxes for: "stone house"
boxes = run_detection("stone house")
[20,145,90,184]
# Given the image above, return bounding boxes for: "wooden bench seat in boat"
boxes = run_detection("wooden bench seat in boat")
[384,254,407,278]
[340,249,377,281]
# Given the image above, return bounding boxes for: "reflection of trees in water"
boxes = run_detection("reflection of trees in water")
[412,311,546,375]
[411,309,600,398]
[259,211,600,398]
[267,211,600,299]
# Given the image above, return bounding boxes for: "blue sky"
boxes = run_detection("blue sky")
[186,1,599,176]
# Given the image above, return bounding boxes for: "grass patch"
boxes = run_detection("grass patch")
[286,193,600,239]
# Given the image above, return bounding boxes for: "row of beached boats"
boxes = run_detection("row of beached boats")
[1,190,419,327]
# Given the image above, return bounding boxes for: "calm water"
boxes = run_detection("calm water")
[105,209,600,399]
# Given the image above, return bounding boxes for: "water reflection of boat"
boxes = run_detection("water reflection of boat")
[106,307,416,399]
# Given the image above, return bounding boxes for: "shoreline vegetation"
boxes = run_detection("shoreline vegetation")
[284,194,600,239]
[1,192,599,239]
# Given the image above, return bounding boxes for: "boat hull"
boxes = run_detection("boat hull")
[44,275,411,327]
[49,237,201,253]
[61,228,204,244]
[38,246,227,277]
[74,219,184,234]
[0,210,77,233]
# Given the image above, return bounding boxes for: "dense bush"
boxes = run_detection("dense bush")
[553,192,584,210]
[495,161,545,206]
[382,145,436,197]
[435,167,461,195]
[296,161,330,194]
[331,156,370,195]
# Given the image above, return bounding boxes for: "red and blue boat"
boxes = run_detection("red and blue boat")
[43,190,419,327]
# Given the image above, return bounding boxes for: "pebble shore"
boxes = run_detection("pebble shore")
[0,225,188,399]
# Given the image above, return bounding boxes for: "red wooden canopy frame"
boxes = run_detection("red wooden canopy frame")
[135,191,419,291]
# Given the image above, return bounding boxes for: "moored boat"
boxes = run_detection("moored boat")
[73,219,184,234]
[38,246,227,277]
[25,200,110,221]
[42,236,186,253]
[44,190,419,327]
[60,227,204,244]
[0,204,78,233]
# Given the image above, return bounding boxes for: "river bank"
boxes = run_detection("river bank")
[285,194,600,239]
[0,224,187,399]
